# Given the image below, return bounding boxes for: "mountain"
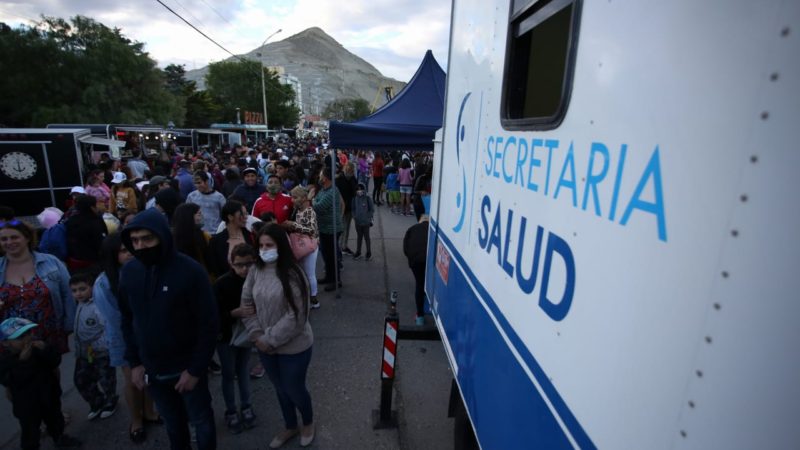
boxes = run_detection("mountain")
[184,27,406,116]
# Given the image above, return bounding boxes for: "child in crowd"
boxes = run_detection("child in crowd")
[386,170,400,214]
[213,243,258,434]
[70,272,118,421]
[351,183,374,261]
[0,317,82,449]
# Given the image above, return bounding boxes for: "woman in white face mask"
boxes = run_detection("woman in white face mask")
[240,224,315,448]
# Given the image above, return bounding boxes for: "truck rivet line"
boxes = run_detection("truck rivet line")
[770,73,779,82]
[760,111,770,120]
[731,229,739,237]
[705,336,712,344]
[781,27,790,37]
[750,155,758,163]
[688,401,695,409]
[680,430,687,438]
[713,303,721,311]
[721,271,729,278]
[740,194,748,203]
[696,370,703,378]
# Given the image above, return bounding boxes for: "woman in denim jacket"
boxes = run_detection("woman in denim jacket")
[93,233,160,443]
[0,220,75,355]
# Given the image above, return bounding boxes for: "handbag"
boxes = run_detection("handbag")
[229,320,252,348]
[289,232,318,260]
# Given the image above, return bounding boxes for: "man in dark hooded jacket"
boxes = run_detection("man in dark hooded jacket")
[118,208,219,450]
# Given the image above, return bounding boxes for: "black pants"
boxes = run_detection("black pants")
[410,263,427,317]
[355,224,371,255]
[372,176,384,204]
[319,232,342,282]
[13,382,65,449]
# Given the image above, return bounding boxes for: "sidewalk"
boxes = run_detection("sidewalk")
[0,200,453,450]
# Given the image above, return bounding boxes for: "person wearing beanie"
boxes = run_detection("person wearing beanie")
[154,188,182,223]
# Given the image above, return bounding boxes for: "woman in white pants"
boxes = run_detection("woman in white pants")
[283,186,320,308]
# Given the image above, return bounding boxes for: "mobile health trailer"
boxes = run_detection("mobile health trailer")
[427,0,799,449]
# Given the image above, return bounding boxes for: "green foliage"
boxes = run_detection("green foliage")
[322,98,371,122]
[185,90,221,128]
[205,59,300,128]
[0,16,184,127]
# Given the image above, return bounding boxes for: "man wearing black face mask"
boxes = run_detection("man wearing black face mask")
[118,208,219,450]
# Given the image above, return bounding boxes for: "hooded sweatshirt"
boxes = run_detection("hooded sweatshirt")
[118,208,219,378]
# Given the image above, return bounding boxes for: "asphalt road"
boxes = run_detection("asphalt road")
[0,200,454,450]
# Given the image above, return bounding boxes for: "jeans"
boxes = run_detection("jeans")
[147,373,216,450]
[216,343,252,414]
[319,232,341,282]
[299,247,319,296]
[259,347,313,429]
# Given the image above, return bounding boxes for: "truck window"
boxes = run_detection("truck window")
[501,0,581,130]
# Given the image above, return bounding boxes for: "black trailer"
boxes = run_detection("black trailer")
[0,128,89,218]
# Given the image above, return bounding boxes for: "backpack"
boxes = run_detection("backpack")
[38,222,68,261]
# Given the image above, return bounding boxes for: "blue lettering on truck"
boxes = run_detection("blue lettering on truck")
[482,136,668,242]
[477,196,576,321]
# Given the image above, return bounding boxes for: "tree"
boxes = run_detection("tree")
[0,16,184,127]
[322,98,371,122]
[164,63,196,97]
[185,90,221,128]
[205,59,300,129]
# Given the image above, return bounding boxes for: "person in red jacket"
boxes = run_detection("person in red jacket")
[251,175,293,223]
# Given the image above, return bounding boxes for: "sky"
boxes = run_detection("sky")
[0,0,452,82]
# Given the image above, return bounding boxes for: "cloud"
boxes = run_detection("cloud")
[1,0,450,80]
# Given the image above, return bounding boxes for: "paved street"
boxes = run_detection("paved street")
[0,201,454,450]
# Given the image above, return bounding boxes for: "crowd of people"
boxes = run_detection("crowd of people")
[0,137,434,450]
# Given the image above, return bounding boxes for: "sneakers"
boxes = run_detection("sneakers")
[365,253,372,261]
[269,428,299,448]
[241,407,256,429]
[99,404,117,419]
[86,409,101,421]
[310,296,320,309]
[415,315,425,326]
[250,363,265,379]
[300,423,315,447]
[54,434,82,448]
[352,252,361,260]
[208,359,222,375]
[226,412,243,434]
[342,247,354,255]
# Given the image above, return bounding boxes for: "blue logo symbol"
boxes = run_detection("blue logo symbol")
[452,92,471,234]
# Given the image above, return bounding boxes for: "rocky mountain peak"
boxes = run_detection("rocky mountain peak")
[186,27,405,116]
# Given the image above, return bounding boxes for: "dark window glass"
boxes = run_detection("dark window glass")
[502,0,580,130]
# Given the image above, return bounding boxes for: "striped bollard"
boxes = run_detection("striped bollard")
[374,290,399,428]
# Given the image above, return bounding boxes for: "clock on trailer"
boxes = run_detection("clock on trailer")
[0,151,38,180]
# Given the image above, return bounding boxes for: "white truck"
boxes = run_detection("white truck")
[426,1,799,448]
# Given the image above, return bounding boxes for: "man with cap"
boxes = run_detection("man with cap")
[231,167,266,212]
[175,159,195,200]
[119,208,219,450]
[0,317,82,449]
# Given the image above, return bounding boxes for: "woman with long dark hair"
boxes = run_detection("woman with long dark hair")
[93,233,160,442]
[172,203,212,276]
[209,200,254,277]
[241,224,315,448]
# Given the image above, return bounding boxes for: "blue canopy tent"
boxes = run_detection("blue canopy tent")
[329,50,446,151]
